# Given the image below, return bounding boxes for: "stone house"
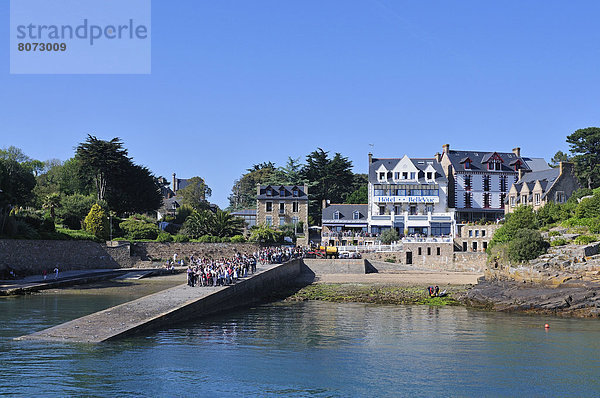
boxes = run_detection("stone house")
[456,223,502,252]
[506,162,579,213]
[256,184,309,245]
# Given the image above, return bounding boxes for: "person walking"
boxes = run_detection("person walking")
[53,267,59,280]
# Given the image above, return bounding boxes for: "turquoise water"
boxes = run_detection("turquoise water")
[1,293,599,397]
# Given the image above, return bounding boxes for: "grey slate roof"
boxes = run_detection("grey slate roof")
[322,204,368,224]
[522,157,551,172]
[368,157,447,184]
[257,185,308,200]
[444,150,530,173]
[514,168,560,199]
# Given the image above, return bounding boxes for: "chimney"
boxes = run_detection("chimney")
[518,169,524,181]
[512,147,521,157]
[435,152,441,162]
[559,161,573,176]
[442,144,450,154]
[322,199,328,209]
[368,152,373,164]
[172,173,177,192]
[256,183,261,195]
[304,184,308,195]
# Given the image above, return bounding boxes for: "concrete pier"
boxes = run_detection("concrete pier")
[18,260,302,343]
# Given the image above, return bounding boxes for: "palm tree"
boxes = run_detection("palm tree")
[43,193,61,219]
[209,209,245,238]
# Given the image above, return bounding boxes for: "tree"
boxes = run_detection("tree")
[566,127,600,189]
[84,203,109,240]
[56,194,95,230]
[549,150,570,168]
[489,206,538,249]
[507,229,549,262]
[76,135,129,201]
[182,210,213,239]
[266,157,306,186]
[43,193,61,219]
[106,164,163,214]
[301,148,355,224]
[249,224,282,244]
[209,209,245,237]
[228,163,276,210]
[119,215,160,240]
[345,185,368,204]
[379,228,399,244]
[0,158,36,208]
[178,176,212,211]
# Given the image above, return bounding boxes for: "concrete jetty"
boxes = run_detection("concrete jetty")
[18,260,302,343]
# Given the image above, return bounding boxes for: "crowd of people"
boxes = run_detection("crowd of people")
[169,246,307,288]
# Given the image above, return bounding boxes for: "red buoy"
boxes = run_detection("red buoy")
[544,323,550,329]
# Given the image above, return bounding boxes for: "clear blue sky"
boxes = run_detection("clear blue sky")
[2,1,599,208]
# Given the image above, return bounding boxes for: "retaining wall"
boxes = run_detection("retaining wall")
[130,242,259,263]
[302,259,367,274]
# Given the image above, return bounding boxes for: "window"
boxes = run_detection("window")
[379,205,386,215]
[437,247,441,255]
[353,211,360,220]
[535,193,541,205]
[266,188,272,196]
[482,230,486,237]
[426,204,433,213]
[394,172,400,180]
[418,247,422,255]
[279,218,285,226]
[374,187,386,196]
[379,172,386,180]
[387,171,393,179]
[292,201,299,212]
[266,216,272,226]
[464,192,472,208]
[464,160,471,170]
[521,195,527,204]
[472,241,478,251]
[483,242,488,250]
[402,172,408,179]
[279,202,285,214]
[394,205,401,214]
[469,230,473,237]
[500,176,507,192]
[280,188,285,196]
[409,205,417,215]
[333,211,340,220]
[483,193,491,208]
[410,172,416,180]
[426,172,432,180]
[557,192,565,203]
[475,230,479,237]
[293,189,298,197]
[483,175,490,191]
[464,175,472,190]
[292,216,299,224]
[266,202,272,212]
[510,195,516,207]
[427,247,431,255]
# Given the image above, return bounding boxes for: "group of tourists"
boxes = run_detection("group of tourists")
[182,246,306,288]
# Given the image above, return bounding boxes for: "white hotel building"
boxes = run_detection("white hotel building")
[367,154,456,237]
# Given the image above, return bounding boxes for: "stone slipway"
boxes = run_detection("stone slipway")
[17,260,302,343]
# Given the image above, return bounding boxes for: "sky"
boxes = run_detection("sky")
[2,1,600,208]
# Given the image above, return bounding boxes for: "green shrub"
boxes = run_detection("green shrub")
[156,232,173,242]
[575,194,600,219]
[57,227,101,242]
[379,228,399,244]
[210,236,221,243]
[57,194,95,230]
[574,235,598,245]
[385,258,396,263]
[197,235,212,243]
[221,236,231,243]
[84,203,109,240]
[548,230,560,237]
[119,217,160,240]
[550,238,568,247]
[489,206,538,250]
[231,235,246,243]
[173,234,189,242]
[506,229,549,262]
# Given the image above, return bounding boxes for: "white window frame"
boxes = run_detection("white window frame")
[353,211,360,220]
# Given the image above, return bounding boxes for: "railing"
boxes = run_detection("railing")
[335,243,404,253]
[402,236,453,243]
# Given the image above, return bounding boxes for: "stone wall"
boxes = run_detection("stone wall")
[130,242,259,263]
[302,259,367,274]
[0,239,121,276]
[456,224,501,253]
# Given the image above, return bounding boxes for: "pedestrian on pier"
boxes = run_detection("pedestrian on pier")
[53,267,59,280]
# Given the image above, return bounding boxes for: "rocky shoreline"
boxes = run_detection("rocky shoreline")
[461,278,600,317]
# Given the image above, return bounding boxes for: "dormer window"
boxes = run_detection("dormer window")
[293,189,298,197]
[464,160,471,170]
[394,172,400,180]
[280,188,285,196]
[266,188,272,196]
[353,211,360,220]
[402,172,408,179]
[410,172,416,180]
[426,172,432,180]
[333,211,340,220]
[387,171,392,179]
[379,172,386,180]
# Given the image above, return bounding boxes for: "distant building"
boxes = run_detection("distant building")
[367,154,455,237]
[321,203,371,246]
[230,208,257,235]
[440,144,533,223]
[506,162,579,213]
[256,184,309,245]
